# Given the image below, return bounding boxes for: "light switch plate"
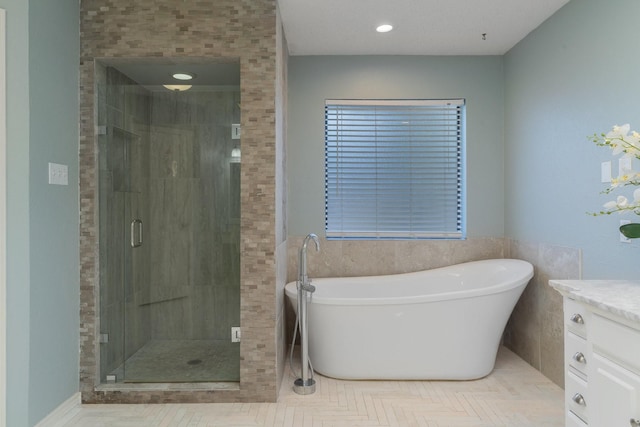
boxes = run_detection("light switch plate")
[619,157,632,176]
[48,163,68,186]
[601,161,611,183]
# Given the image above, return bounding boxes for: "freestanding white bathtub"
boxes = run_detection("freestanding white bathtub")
[285,258,533,380]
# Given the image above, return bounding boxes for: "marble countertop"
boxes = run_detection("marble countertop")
[549,279,640,324]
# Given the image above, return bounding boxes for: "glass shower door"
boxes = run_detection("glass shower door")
[98,70,241,384]
[98,119,148,384]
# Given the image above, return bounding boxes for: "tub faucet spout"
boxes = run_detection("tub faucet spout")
[298,233,320,290]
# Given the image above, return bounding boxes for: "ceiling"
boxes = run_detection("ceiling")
[278,0,571,56]
[111,0,570,87]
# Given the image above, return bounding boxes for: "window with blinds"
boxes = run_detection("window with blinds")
[324,99,466,239]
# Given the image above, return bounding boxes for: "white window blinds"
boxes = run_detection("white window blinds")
[324,99,466,239]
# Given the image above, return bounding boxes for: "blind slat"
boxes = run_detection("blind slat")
[324,99,465,239]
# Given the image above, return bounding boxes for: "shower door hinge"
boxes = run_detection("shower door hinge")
[99,333,109,344]
[231,124,241,139]
[231,326,241,343]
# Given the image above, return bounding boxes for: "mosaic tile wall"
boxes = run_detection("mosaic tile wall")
[80,0,281,403]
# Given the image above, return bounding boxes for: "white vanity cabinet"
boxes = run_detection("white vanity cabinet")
[590,313,640,427]
[550,280,640,427]
[591,352,640,426]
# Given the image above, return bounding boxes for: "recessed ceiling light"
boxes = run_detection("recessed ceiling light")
[376,24,393,33]
[163,84,192,92]
[172,72,195,81]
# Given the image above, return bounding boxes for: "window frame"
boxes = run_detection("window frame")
[324,98,466,240]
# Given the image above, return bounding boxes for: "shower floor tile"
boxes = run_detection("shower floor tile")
[110,339,240,383]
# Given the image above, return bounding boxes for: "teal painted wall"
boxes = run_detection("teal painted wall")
[504,0,640,278]
[288,56,505,237]
[1,0,32,425]
[27,0,79,424]
[1,0,80,425]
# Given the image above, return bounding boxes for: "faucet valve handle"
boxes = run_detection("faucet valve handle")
[301,282,316,293]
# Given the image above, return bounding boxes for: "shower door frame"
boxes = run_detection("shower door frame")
[96,76,242,385]
[0,8,7,427]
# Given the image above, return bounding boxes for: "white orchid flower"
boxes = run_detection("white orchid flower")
[609,170,636,189]
[624,132,640,158]
[618,195,630,207]
[605,124,632,155]
[607,124,631,139]
[619,171,635,183]
[603,195,629,211]
[612,141,626,156]
[591,123,640,220]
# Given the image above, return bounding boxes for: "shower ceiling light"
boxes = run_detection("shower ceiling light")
[172,72,195,81]
[163,84,192,92]
[230,147,241,163]
[376,24,393,33]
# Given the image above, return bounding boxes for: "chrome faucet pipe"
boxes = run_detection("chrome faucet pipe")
[294,233,320,395]
[298,233,319,287]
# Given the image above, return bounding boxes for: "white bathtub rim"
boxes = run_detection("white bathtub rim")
[287,277,530,306]
[285,258,533,306]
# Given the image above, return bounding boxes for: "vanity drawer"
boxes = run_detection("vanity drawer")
[566,370,589,423]
[564,298,589,338]
[566,410,588,427]
[591,313,640,373]
[566,332,588,376]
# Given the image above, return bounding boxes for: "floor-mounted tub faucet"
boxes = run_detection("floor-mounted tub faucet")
[298,233,319,292]
[294,233,320,395]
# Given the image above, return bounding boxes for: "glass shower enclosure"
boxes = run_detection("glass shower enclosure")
[97,61,241,383]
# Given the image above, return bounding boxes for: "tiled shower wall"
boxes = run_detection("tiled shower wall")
[146,88,241,343]
[80,0,282,403]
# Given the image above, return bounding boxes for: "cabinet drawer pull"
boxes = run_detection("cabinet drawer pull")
[570,313,584,324]
[572,352,586,364]
[572,393,586,406]
[631,419,640,427]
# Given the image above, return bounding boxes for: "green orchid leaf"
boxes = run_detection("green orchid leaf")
[619,223,640,239]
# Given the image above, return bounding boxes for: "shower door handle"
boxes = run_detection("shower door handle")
[131,219,143,248]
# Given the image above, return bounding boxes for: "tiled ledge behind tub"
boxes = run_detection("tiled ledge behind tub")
[286,236,506,282]
[503,239,582,388]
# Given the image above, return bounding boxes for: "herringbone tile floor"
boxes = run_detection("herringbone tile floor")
[52,347,564,426]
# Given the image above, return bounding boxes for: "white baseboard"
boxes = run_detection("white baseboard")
[35,393,81,427]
